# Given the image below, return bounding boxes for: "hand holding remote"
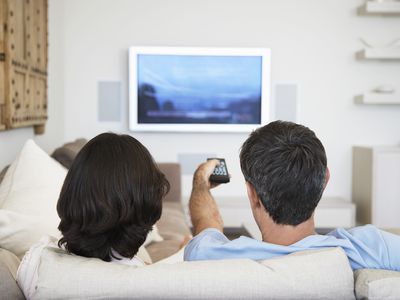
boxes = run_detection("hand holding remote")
[207,158,230,184]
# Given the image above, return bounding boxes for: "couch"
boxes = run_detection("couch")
[0,139,399,299]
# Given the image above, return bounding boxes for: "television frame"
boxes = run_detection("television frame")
[128,46,271,132]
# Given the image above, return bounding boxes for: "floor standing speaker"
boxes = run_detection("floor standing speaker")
[272,83,299,123]
[98,81,122,122]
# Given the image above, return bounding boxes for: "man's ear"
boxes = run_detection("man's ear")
[324,167,330,190]
[246,181,261,209]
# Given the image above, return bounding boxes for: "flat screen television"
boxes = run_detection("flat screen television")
[128,47,271,132]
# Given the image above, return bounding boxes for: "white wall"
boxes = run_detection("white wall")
[0,0,65,168]
[0,127,34,168]
[35,0,66,153]
[60,0,400,200]
[2,0,400,202]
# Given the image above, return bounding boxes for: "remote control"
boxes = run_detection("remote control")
[207,158,230,184]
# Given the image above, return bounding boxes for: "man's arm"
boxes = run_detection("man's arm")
[189,160,224,236]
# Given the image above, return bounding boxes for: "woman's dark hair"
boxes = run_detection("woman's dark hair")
[57,133,169,261]
[240,121,327,226]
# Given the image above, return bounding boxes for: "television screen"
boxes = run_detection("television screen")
[129,47,271,132]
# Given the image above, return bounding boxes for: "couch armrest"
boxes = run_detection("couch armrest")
[0,248,24,299]
[355,269,400,300]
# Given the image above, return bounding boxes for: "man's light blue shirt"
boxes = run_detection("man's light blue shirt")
[184,225,400,271]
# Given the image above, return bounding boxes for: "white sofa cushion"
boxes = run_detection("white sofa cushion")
[354,269,400,300]
[33,247,355,300]
[0,140,67,258]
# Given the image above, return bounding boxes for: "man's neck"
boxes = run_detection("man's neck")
[260,217,316,246]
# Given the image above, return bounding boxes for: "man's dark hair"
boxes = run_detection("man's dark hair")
[57,133,169,261]
[240,121,327,226]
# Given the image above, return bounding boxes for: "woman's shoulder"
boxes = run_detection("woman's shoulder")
[17,235,59,299]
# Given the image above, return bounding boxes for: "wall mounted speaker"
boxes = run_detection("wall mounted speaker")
[98,81,122,122]
[178,153,217,175]
[272,83,299,123]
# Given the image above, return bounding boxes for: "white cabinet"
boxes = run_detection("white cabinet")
[353,146,400,228]
[184,196,355,230]
[314,197,355,228]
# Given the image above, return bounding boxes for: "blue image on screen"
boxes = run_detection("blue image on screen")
[137,54,262,124]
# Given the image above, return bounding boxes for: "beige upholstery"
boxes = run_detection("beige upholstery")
[50,138,87,168]
[0,248,24,299]
[34,247,355,300]
[147,202,191,262]
[0,248,20,280]
[354,269,400,300]
[0,166,8,184]
[158,163,182,203]
[148,164,191,262]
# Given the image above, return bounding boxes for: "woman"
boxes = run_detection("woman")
[57,132,169,263]
[18,133,170,298]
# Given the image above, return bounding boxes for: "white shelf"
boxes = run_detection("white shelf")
[358,1,400,15]
[355,93,400,105]
[357,48,400,60]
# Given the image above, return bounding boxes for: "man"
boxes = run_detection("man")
[184,121,400,271]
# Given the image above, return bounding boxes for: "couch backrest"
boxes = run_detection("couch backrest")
[158,163,181,203]
[50,138,87,168]
[33,247,355,300]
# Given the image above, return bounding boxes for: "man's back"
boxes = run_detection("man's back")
[184,225,400,271]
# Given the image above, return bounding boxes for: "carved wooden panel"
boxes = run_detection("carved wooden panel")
[0,0,5,130]
[0,0,48,134]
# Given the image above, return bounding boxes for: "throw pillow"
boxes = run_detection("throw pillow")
[0,140,67,258]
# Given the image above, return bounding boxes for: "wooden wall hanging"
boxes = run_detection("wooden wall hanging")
[0,0,48,135]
